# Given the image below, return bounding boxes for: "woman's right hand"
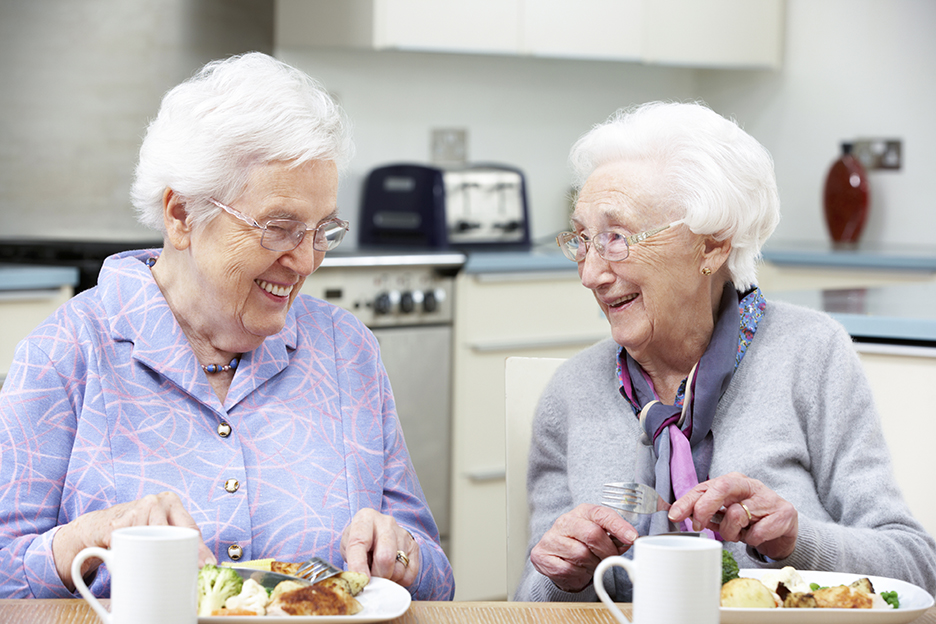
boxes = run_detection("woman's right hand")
[51,491,215,591]
[530,503,638,593]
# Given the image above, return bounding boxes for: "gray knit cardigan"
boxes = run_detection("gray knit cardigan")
[514,300,936,602]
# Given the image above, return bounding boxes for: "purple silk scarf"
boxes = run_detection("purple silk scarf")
[617,285,765,535]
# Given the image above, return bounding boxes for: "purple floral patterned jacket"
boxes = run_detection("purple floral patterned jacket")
[0,249,454,600]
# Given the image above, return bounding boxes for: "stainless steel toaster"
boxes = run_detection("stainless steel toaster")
[358,163,531,250]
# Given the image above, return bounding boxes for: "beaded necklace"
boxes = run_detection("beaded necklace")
[145,256,241,375]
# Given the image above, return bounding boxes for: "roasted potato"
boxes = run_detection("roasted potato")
[783,592,819,608]
[721,577,778,608]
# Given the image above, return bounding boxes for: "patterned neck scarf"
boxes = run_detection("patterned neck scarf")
[616,284,766,535]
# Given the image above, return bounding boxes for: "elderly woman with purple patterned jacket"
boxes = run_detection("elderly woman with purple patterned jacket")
[0,53,454,601]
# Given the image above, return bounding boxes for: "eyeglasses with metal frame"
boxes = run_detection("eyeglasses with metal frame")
[208,198,349,253]
[555,219,684,263]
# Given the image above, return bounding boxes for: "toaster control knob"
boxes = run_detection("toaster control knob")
[374,292,392,315]
[400,291,415,314]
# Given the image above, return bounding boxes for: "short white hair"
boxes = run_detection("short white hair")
[131,52,353,232]
[569,101,779,290]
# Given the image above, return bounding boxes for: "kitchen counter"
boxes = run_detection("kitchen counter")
[462,248,576,275]
[0,264,79,291]
[771,282,936,345]
[762,240,936,271]
[321,248,466,270]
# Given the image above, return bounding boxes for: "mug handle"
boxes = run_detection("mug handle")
[71,547,112,624]
[594,556,637,624]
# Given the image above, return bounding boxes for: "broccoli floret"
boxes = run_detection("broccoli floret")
[722,548,740,585]
[197,564,244,616]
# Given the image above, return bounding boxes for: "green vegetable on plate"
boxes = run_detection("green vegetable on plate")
[722,548,740,585]
[197,563,244,616]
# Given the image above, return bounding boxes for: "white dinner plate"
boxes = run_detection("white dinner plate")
[721,569,934,624]
[198,577,412,624]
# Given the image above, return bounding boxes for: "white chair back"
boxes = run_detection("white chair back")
[505,356,565,600]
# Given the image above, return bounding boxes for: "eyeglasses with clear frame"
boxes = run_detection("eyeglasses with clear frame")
[556,219,684,263]
[208,198,349,253]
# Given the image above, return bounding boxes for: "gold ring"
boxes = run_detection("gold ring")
[740,503,753,523]
[396,550,409,567]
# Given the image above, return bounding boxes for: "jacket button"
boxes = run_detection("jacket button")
[224,479,240,493]
[218,422,232,437]
[228,544,243,561]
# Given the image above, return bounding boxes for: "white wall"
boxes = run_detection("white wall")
[0,0,273,241]
[3,0,934,252]
[279,0,936,251]
[275,47,699,248]
[699,0,936,247]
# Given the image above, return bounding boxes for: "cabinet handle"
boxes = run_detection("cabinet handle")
[469,334,606,353]
[464,468,506,483]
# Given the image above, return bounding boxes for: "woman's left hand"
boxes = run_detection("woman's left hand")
[667,472,798,560]
[340,508,419,587]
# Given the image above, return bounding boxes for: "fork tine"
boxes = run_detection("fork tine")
[294,557,342,583]
[600,498,643,513]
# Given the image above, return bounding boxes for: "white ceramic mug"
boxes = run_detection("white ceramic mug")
[594,534,721,624]
[71,525,200,624]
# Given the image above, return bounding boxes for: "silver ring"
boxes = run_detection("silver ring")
[740,502,753,523]
[396,550,409,567]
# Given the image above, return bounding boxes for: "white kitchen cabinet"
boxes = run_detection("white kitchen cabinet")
[0,287,73,386]
[276,0,784,68]
[643,0,784,68]
[757,262,936,294]
[521,0,643,62]
[857,345,936,541]
[277,0,522,55]
[448,269,609,600]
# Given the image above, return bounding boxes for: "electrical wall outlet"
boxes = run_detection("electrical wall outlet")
[431,128,468,166]
[851,139,902,170]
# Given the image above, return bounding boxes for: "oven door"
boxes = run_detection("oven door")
[372,324,452,553]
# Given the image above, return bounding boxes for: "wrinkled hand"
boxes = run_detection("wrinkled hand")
[340,508,419,588]
[52,491,215,591]
[668,472,798,560]
[530,504,638,593]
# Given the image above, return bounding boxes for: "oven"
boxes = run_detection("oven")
[300,251,466,554]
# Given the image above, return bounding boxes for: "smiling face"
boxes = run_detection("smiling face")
[162,159,339,355]
[573,160,722,370]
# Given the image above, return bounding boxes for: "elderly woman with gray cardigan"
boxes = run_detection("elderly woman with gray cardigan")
[514,101,936,602]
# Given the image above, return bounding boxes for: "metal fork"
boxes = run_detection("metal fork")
[294,557,343,584]
[602,481,724,523]
[602,482,671,515]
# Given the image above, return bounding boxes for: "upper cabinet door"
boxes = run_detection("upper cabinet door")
[643,0,785,69]
[275,0,784,69]
[376,0,522,54]
[521,0,643,62]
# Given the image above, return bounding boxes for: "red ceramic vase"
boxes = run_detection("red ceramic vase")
[823,144,869,244]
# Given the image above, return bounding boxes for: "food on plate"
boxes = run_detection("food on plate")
[721,577,780,608]
[204,560,368,617]
[812,584,875,609]
[270,561,368,596]
[223,578,269,615]
[198,564,245,616]
[720,565,897,610]
[722,548,740,585]
[267,581,363,616]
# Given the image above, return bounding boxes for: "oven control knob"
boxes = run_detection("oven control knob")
[374,292,392,315]
[400,291,415,313]
[422,290,438,313]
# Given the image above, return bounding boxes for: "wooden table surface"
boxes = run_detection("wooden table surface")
[2,599,935,624]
